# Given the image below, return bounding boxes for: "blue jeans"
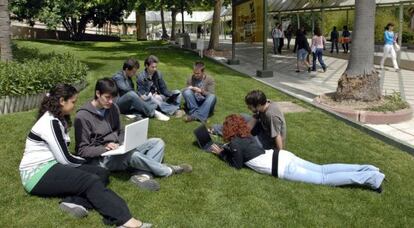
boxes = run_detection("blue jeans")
[115,91,156,117]
[312,48,326,71]
[279,150,385,189]
[151,89,182,115]
[182,88,216,122]
[100,138,171,177]
[272,38,279,54]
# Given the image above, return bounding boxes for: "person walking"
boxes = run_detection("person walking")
[285,24,293,50]
[294,27,312,73]
[311,28,327,72]
[271,23,280,54]
[341,25,351,53]
[330,26,339,54]
[380,23,400,72]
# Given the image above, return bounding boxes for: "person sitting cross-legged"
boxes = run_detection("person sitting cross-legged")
[74,78,192,191]
[136,55,185,118]
[112,58,170,121]
[182,61,216,123]
[19,83,152,227]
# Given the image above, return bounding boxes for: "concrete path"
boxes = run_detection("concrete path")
[197,39,414,149]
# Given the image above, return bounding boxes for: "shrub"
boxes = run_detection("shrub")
[0,46,88,96]
[366,91,409,112]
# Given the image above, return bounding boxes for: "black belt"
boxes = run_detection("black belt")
[271,149,279,178]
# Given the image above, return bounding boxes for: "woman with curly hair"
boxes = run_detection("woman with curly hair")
[19,84,151,227]
[210,114,385,193]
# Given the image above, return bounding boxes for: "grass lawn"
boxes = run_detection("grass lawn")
[1,40,413,227]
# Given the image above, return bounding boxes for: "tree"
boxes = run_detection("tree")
[10,0,128,41]
[335,0,380,101]
[0,0,13,61]
[135,3,147,40]
[409,6,414,31]
[159,0,169,39]
[207,0,223,50]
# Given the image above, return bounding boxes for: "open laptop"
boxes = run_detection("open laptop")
[101,118,149,156]
[193,124,222,152]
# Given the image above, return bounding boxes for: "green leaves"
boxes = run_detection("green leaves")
[0,46,87,97]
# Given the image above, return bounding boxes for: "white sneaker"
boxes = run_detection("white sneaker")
[59,202,88,218]
[154,110,170,121]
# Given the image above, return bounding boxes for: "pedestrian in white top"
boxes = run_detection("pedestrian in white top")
[380,22,400,72]
[311,27,327,72]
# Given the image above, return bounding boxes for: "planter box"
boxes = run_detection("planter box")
[0,81,87,115]
[313,97,413,124]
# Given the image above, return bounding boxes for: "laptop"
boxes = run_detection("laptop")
[193,124,222,152]
[101,118,149,156]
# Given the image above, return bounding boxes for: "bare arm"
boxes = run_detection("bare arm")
[275,134,283,151]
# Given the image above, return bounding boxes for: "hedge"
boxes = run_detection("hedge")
[0,46,88,97]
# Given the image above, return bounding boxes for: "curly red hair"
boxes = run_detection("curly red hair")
[222,114,251,142]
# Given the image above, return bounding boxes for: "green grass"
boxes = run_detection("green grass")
[1,40,414,227]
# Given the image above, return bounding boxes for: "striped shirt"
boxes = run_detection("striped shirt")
[19,112,84,192]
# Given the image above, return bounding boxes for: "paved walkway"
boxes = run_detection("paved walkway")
[199,39,414,149]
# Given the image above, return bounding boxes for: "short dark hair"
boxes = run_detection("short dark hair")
[123,58,140,70]
[94,78,118,99]
[144,55,159,67]
[385,23,394,31]
[245,90,267,107]
[194,61,205,71]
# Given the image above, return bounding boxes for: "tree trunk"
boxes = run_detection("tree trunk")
[410,8,414,31]
[336,0,380,101]
[136,4,147,41]
[160,0,169,40]
[0,0,13,62]
[170,8,177,41]
[208,0,223,50]
[181,1,185,33]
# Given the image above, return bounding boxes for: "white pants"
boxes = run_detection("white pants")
[380,44,399,70]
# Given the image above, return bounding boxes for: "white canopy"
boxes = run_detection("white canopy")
[123,8,232,24]
[265,0,414,13]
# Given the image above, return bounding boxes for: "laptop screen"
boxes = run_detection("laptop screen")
[194,125,212,148]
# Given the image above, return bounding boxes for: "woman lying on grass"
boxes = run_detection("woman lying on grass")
[210,114,385,193]
[19,84,151,228]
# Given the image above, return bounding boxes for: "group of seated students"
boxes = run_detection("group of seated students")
[19,58,385,227]
[112,56,216,123]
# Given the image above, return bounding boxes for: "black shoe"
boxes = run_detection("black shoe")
[373,186,383,194]
[307,67,312,72]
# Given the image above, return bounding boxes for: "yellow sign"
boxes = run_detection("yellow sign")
[235,0,263,43]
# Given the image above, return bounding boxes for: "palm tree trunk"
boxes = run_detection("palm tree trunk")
[160,0,169,40]
[336,0,380,101]
[0,0,13,62]
[208,0,223,50]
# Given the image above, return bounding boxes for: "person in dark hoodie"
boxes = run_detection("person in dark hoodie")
[112,58,170,121]
[74,78,192,191]
[210,114,385,193]
[136,55,185,118]
[293,27,311,73]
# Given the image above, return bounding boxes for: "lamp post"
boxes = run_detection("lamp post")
[228,0,240,65]
[257,0,273,77]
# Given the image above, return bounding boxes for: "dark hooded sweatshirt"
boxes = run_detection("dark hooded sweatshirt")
[74,101,124,159]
